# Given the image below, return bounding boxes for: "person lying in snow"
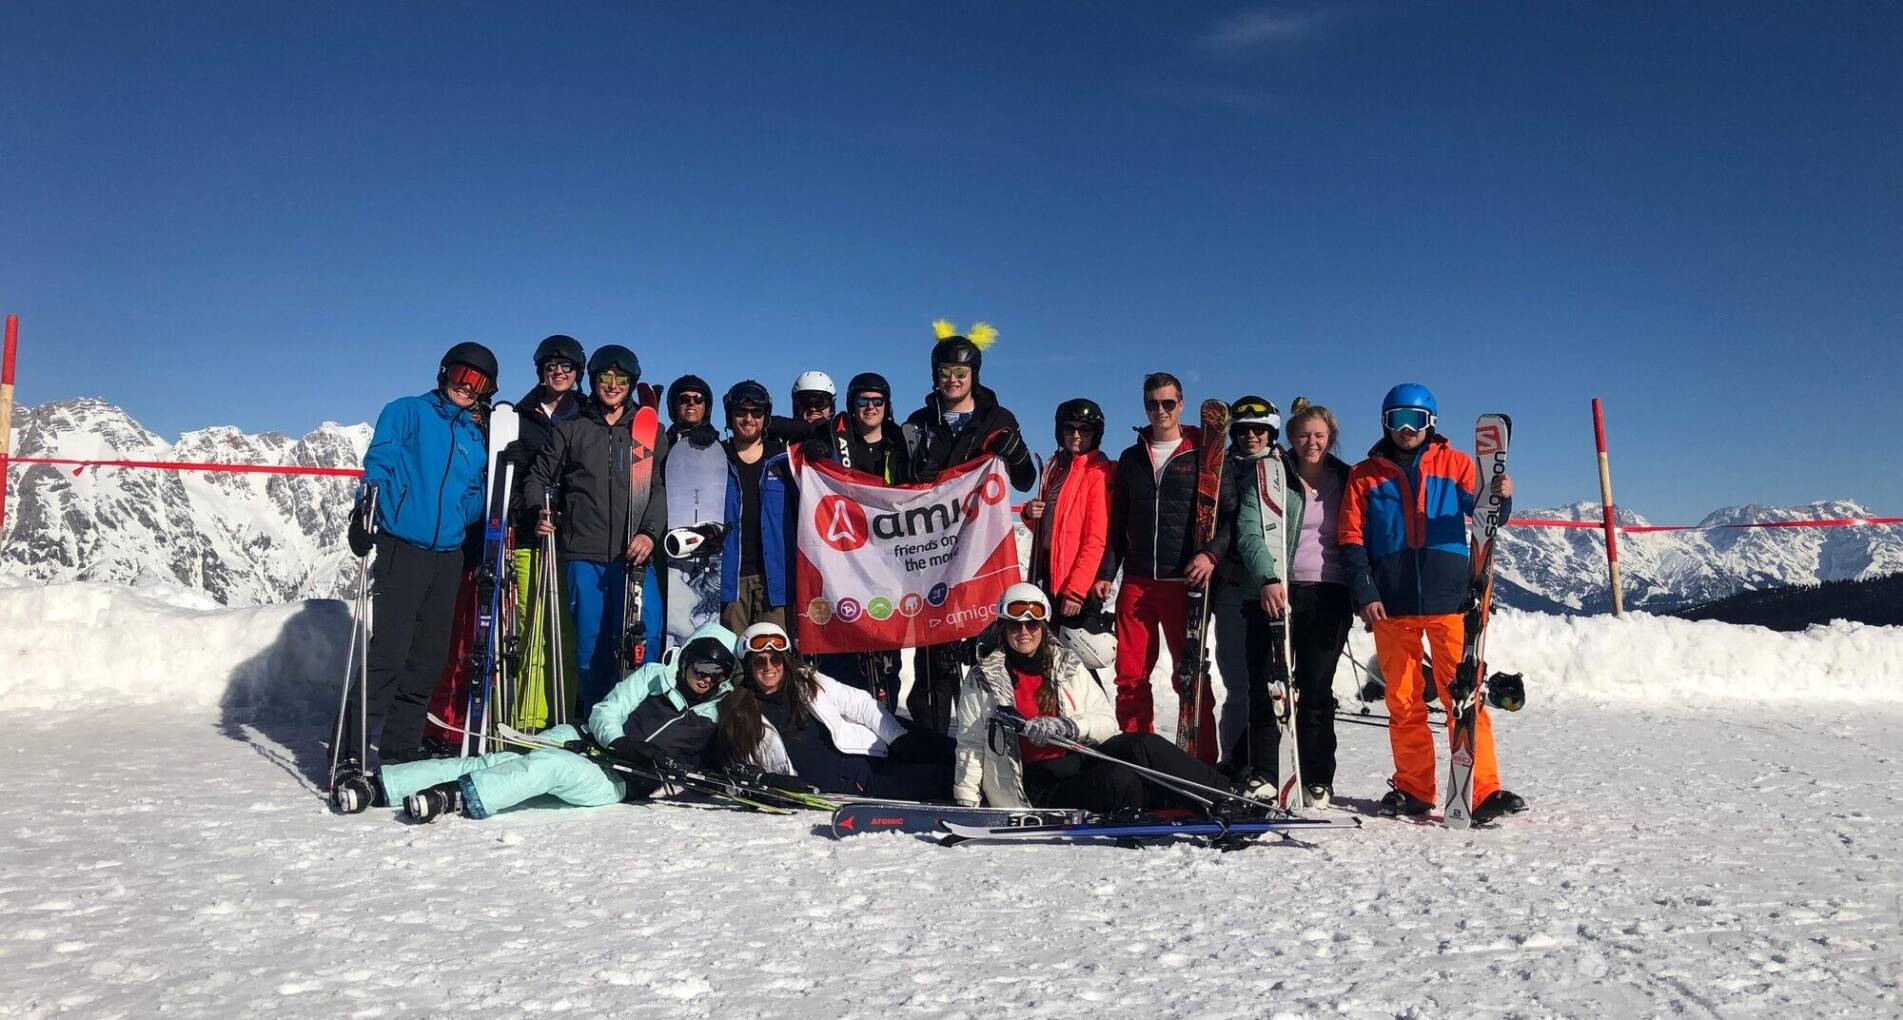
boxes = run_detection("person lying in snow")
[714,623,954,802]
[375,622,739,822]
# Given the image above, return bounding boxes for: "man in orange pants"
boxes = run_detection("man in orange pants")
[1339,383,1525,822]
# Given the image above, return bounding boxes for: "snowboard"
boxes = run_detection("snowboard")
[1255,453,1302,810]
[1174,400,1229,763]
[620,406,661,673]
[1444,413,1511,829]
[462,401,520,755]
[663,426,731,646]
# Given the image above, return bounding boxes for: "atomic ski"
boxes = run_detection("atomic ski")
[1255,453,1303,809]
[1444,413,1511,829]
[460,402,520,756]
[830,802,1087,838]
[621,405,661,673]
[941,815,1361,846]
[1174,399,1230,762]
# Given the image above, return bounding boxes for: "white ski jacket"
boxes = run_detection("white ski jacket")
[952,644,1120,807]
[752,672,908,775]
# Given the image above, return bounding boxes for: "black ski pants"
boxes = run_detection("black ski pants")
[1241,581,1352,786]
[343,534,465,764]
[907,639,975,735]
[1024,733,1233,815]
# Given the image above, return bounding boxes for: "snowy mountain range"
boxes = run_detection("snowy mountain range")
[4,398,1899,611]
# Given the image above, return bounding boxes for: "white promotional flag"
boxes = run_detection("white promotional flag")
[793,452,1020,654]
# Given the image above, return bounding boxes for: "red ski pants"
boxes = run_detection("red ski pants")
[1114,577,1215,757]
[1373,613,1500,806]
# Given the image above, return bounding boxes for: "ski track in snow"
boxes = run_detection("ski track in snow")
[2,702,1898,1019]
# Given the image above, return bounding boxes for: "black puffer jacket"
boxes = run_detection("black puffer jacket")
[1100,426,1208,582]
[524,399,670,563]
[900,385,1036,491]
[509,385,585,530]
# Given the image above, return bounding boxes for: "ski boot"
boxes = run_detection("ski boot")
[1471,789,1527,824]
[1376,786,1431,818]
[403,781,464,824]
[1303,784,1332,809]
[329,761,385,815]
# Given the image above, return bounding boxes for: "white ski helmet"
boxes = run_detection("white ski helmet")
[737,621,792,656]
[792,370,836,401]
[997,582,1052,623]
[1057,612,1117,670]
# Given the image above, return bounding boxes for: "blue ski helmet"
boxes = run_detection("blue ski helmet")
[1381,383,1437,417]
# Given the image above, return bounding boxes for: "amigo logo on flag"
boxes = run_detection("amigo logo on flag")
[793,453,1020,654]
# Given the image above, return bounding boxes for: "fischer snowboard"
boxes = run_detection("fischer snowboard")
[830,802,1087,838]
[1174,399,1229,763]
[1444,413,1511,829]
[1255,454,1302,810]
[663,425,730,647]
[621,405,661,674]
[461,402,520,755]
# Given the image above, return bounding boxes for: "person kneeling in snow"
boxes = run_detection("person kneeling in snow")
[952,584,1244,814]
[715,623,953,801]
[376,622,739,822]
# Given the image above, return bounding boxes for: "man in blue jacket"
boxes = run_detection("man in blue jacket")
[342,342,495,775]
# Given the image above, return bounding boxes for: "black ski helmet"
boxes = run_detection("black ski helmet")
[438,341,499,396]
[931,335,983,377]
[1054,397,1105,451]
[667,373,714,415]
[679,635,737,682]
[586,345,641,385]
[847,371,892,404]
[532,334,585,371]
[723,379,771,422]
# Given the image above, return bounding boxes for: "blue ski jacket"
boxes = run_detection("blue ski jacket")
[361,391,488,553]
[1339,433,1512,616]
[721,449,797,608]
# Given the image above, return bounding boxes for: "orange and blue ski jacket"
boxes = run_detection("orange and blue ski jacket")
[1338,433,1507,616]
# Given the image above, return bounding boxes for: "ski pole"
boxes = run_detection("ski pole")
[989,707,1290,817]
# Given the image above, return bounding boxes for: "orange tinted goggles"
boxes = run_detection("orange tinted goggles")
[1001,599,1049,623]
[743,631,792,653]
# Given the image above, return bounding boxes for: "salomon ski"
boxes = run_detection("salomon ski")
[1444,413,1510,829]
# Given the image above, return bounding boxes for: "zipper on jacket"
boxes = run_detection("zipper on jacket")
[432,402,467,551]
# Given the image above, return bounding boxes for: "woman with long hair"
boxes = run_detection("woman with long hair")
[952,584,1243,814]
[716,623,951,800]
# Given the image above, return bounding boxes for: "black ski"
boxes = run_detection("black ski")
[831,801,1086,838]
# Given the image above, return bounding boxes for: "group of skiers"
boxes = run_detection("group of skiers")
[333,322,1526,829]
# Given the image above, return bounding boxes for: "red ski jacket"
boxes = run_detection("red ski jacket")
[1022,449,1114,602]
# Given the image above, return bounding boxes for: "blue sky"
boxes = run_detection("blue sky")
[3,2,1898,521]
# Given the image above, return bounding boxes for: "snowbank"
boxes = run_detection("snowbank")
[2,581,1899,718]
[0,580,349,721]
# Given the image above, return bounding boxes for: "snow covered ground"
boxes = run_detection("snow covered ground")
[2,581,1900,1018]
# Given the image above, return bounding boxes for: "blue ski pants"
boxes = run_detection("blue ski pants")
[563,559,629,715]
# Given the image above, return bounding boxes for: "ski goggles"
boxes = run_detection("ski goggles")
[742,631,792,653]
[1000,598,1050,624]
[594,369,631,388]
[445,364,493,394]
[1382,407,1435,433]
[796,395,835,412]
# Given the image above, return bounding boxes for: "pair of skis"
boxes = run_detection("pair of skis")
[1443,413,1512,829]
[461,403,521,755]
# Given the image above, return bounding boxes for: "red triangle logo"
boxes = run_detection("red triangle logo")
[838,815,855,831]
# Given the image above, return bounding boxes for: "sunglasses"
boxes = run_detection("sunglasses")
[731,405,765,420]
[936,366,972,381]
[1383,407,1434,433]
[743,631,792,653]
[689,662,728,679]
[541,360,577,376]
[1144,398,1179,413]
[674,393,707,406]
[595,370,630,388]
[797,396,835,410]
[1000,598,1049,623]
[853,396,887,409]
[1232,423,1273,436]
[446,364,493,394]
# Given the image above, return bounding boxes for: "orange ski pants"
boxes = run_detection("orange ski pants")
[1372,613,1500,806]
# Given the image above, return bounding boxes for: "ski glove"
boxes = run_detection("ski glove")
[1021,715,1080,747]
[982,426,1025,462]
[611,736,680,774]
[347,493,378,558]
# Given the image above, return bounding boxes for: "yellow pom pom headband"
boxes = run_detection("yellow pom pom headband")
[931,319,998,350]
